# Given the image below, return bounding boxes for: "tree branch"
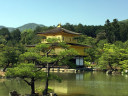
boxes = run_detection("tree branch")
[52,56,65,67]
[35,67,43,72]
[46,46,54,56]
[23,79,31,86]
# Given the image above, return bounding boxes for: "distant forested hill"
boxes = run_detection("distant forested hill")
[0,23,45,32]
[18,23,45,32]
[120,19,128,24]
[0,26,15,32]
[0,26,5,29]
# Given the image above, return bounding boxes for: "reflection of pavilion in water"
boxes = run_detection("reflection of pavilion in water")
[49,73,86,95]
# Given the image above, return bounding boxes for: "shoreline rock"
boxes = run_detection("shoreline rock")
[0,71,5,78]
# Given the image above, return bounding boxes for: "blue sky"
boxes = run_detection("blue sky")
[0,0,128,27]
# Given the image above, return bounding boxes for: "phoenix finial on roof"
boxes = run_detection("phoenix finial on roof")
[57,23,61,28]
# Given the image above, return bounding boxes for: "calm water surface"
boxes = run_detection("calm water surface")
[0,72,128,96]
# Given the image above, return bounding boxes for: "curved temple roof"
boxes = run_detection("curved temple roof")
[37,27,81,35]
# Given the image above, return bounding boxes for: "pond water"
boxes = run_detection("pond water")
[0,72,128,96]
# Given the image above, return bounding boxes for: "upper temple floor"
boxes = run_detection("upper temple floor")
[37,27,81,43]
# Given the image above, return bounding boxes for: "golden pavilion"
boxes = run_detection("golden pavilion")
[37,24,90,67]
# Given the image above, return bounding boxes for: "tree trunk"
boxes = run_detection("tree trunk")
[43,63,50,96]
[31,77,35,95]
[108,61,114,71]
[3,62,9,72]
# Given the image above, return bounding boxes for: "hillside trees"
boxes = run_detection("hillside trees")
[1,19,128,46]
[120,23,128,42]
[0,36,6,45]
[104,19,128,43]
[0,28,22,46]
[34,26,55,33]
[21,29,41,45]
[62,23,75,31]
[104,19,114,43]
[0,28,11,43]
[74,23,85,34]
[10,29,21,46]
[97,42,128,71]
[62,23,104,37]
[112,19,120,41]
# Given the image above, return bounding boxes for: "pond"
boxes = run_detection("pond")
[0,72,128,96]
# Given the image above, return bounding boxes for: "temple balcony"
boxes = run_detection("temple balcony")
[41,36,78,44]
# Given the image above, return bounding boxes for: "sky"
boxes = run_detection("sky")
[0,0,128,28]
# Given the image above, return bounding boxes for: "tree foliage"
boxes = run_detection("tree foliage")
[6,63,46,95]
[0,46,21,71]
[97,43,128,71]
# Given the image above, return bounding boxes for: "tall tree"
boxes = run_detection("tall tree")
[35,38,77,95]
[10,29,21,46]
[104,19,115,43]
[11,29,21,41]
[112,19,120,41]
[62,23,75,31]
[120,23,128,42]
[74,23,85,34]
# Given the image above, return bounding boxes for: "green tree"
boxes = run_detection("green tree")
[34,26,42,33]
[7,38,77,95]
[0,46,21,72]
[62,23,75,31]
[74,23,85,34]
[97,44,121,70]
[119,60,128,72]
[9,29,21,46]
[112,19,120,41]
[11,29,21,41]
[120,23,128,42]
[96,32,106,43]
[0,28,11,41]
[6,63,46,95]
[0,35,7,45]
[34,26,55,33]
[35,38,77,95]
[21,29,41,45]
[104,19,114,43]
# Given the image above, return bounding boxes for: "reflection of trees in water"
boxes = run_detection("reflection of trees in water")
[0,79,10,95]
[1,72,128,96]
[2,81,9,91]
[52,73,76,80]
[49,73,88,95]
[0,78,30,95]
[53,72,128,96]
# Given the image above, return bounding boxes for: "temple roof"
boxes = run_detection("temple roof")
[37,27,81,35]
